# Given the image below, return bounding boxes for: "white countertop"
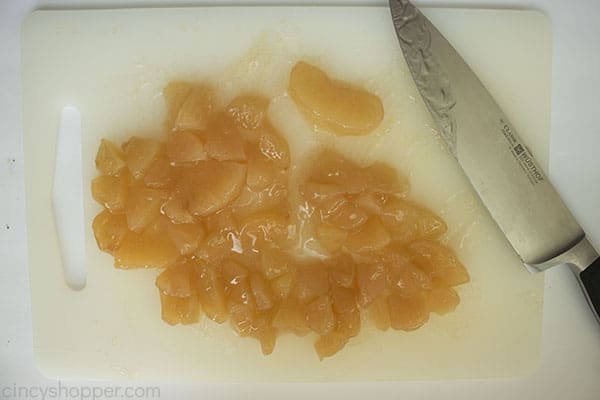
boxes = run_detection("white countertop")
[1,0,599,399]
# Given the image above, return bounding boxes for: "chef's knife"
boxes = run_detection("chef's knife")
[389,0,599,322]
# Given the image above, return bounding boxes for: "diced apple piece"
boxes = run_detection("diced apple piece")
[308,151,367,194]
[205,115,247,162]
[300,182,346,204]
[327,254,355,288]
[289,61,384,136]
[330,284,357,315]
[155,263,195,297]
[254,311,277,341]
[95,139,126,176]
[229,243,262,272]
[363,162,408,196]
[164,81,193,130]
[194,230,233,265]
[314,331,349,360]
[306,294,335,336]
[142,215,167,236]
[181,160,246,217]
[380,198,447,244]
[245,145,281,191]
[125,185,168,232]
[408,240,470,286]
[270,272,296,300]
[316,223,348,254]
[231,184,287,218]
[260,247,291,279]
[292,263,329,304]
[172,85,214,131]
[166,131,207,165]
[92,210,128,254]
[386,252,432,297]
[203,209,238,233]
[368,296,390,331]
[227,95,270,130]
[194,264,228,323]
[222,260,249,287]
[345,218,391,254]
[313,195,344,219]
[323,200,368,230]
[328,285,361,342]
[272,300,309,336]
[162,191,194,224]
[122,136,162,180]
[258,129,290,169]
[250,273,274,310]
[258,326,277,355]
[239,209,292,248]
[114,231,179,269]
[164,221,205,256]
[354,192,388,215]
[227,281,255,316]
[143,153,175,189]
[355,262,386,307]
[160,292,200,325]
[228,301,259,337]
[91,174,128,213]
[337,307,361,338]
[387,293,429,331]
[428,287,460,315]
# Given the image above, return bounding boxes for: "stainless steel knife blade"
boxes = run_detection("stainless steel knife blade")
[389,0,600,321]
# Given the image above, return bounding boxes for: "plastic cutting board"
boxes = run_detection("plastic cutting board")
[22,6,551,381]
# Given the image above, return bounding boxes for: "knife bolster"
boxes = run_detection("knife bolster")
[527,236,596,272]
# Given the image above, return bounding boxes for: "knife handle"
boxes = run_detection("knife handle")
[580,258,600,322]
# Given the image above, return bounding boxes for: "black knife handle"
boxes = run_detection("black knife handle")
[580,257,600,322]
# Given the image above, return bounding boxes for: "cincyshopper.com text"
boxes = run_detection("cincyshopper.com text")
[1,382,160,400]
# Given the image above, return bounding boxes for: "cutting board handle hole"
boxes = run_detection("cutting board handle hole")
[52,105,87,291]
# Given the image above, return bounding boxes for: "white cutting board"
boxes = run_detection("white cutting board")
[22,6,551,381]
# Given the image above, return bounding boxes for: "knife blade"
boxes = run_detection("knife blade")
[389,0,600,322]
